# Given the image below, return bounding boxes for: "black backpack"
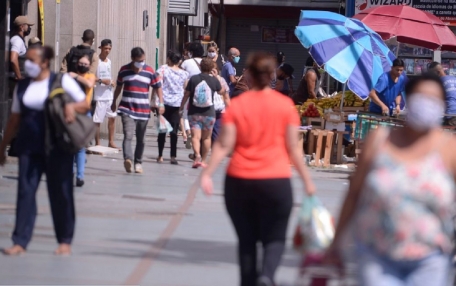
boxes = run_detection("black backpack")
[66,45,95,73]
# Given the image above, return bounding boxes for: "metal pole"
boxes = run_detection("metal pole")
[54,0,60,72]
[340,83,346,112]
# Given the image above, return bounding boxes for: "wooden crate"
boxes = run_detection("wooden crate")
[307,130,334,167]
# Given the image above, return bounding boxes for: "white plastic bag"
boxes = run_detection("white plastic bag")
[294,196,335,254]
[156,115,173,134]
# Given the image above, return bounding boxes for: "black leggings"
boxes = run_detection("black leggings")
[158,105,180,157]
[224,175,293,286]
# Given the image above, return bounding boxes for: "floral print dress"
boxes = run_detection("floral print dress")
[355,128,455,260]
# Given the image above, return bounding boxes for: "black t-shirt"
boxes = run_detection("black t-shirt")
[186,73,222,117]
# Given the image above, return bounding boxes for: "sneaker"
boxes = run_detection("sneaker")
[170,158,178,165]
[186,138,192,149]
[135,163,143,174]
[124,159,133,173]
[76,178,84,187]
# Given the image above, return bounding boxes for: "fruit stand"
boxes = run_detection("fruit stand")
[295,91,371,166]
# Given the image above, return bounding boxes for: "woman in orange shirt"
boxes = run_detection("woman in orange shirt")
[69,54,95,187]
[201,52,315,286]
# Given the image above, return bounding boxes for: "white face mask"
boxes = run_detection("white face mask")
[406,93,444,131]
[24,59,41,78]
[134,61,145,69]
[207,52,216,58]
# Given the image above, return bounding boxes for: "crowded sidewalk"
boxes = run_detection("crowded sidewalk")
[0,125,353,285]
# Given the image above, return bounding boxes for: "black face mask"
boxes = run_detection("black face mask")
[24,26,31,36]
[277,75,287,80]
[77,65,90,74]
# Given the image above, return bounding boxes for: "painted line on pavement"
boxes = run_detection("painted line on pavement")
[123,178,200,285]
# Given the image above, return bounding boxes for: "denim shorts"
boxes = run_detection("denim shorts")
[356,244,453,286]
[188,115,216,131]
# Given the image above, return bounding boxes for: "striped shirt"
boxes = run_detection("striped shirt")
[116,64,162,120]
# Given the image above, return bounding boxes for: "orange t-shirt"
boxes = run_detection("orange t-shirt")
[82,73,95,105]
[222,89,300,179]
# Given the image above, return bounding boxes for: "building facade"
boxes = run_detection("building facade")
[0,0,169,139]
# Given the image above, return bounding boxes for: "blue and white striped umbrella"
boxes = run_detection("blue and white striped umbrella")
[295,11,396,99]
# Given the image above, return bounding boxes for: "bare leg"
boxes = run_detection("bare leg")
[180,118,187,141]
[108,117,120,149]
[191,128,202,159]
[95,123,101,146]
[201,129,212,162]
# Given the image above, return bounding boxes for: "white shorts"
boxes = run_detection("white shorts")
[93,100,117,123]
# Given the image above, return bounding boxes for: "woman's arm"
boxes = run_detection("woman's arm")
[200,124,236,195]
[285,125,315,195]
[329,129,380,250]
[69,72,96,89]
[180,91,190,112]
[0,114,21,165]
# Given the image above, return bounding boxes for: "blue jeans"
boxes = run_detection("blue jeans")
[74,148,85,180]
[357,245,453,286]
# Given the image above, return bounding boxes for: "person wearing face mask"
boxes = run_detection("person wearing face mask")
[111,47,164,174]
[222,47,241,97]
[206,41,225,72]
[9,16,34,98]
[326,73,456,286]
[60,29,99,75]
[0,45,89,256]
[275,63,295,97]
[369,59,407,116]
[68,55,96,187]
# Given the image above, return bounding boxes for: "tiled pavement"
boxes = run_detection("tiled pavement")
[0,125,355,286]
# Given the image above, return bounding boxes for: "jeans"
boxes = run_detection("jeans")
[357,245,453,286]
[14,150,75,248]
[74,148,86,180]
[121,113,148,164]
[224,176,293,286]
[211,112,223,144]
[158,105,180,158]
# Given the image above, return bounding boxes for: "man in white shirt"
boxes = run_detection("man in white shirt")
[9,16,34,98]
[93,39,118,149]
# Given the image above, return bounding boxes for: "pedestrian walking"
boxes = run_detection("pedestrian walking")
[210,66,230,144]
[326,73,456,286]
[156,51,189,164]
[68,54,96,187]
[60,29,99,74]
[221,47,241,97]
[92,39,118,149]
[9,16,34,99]
[0,45,88,255]
[111,47,164,174]
[180,42,205,151]
[179,58,225,168]
[206,41,226,71]
[200,52,315,286]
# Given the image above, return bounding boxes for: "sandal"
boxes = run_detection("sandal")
[192,156,202,169]
[157,157,164,163]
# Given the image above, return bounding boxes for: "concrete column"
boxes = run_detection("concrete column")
[433,50,442,63]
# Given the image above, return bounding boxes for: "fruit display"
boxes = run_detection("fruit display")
[301,103,322,117]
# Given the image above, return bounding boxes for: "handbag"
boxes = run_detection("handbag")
[45,74,96,154]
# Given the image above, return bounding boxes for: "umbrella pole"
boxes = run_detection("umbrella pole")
[395,42,400,57]
[340,83,346,112]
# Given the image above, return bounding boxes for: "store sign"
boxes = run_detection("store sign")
[355,0,456,25]
[261,27,300,44]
